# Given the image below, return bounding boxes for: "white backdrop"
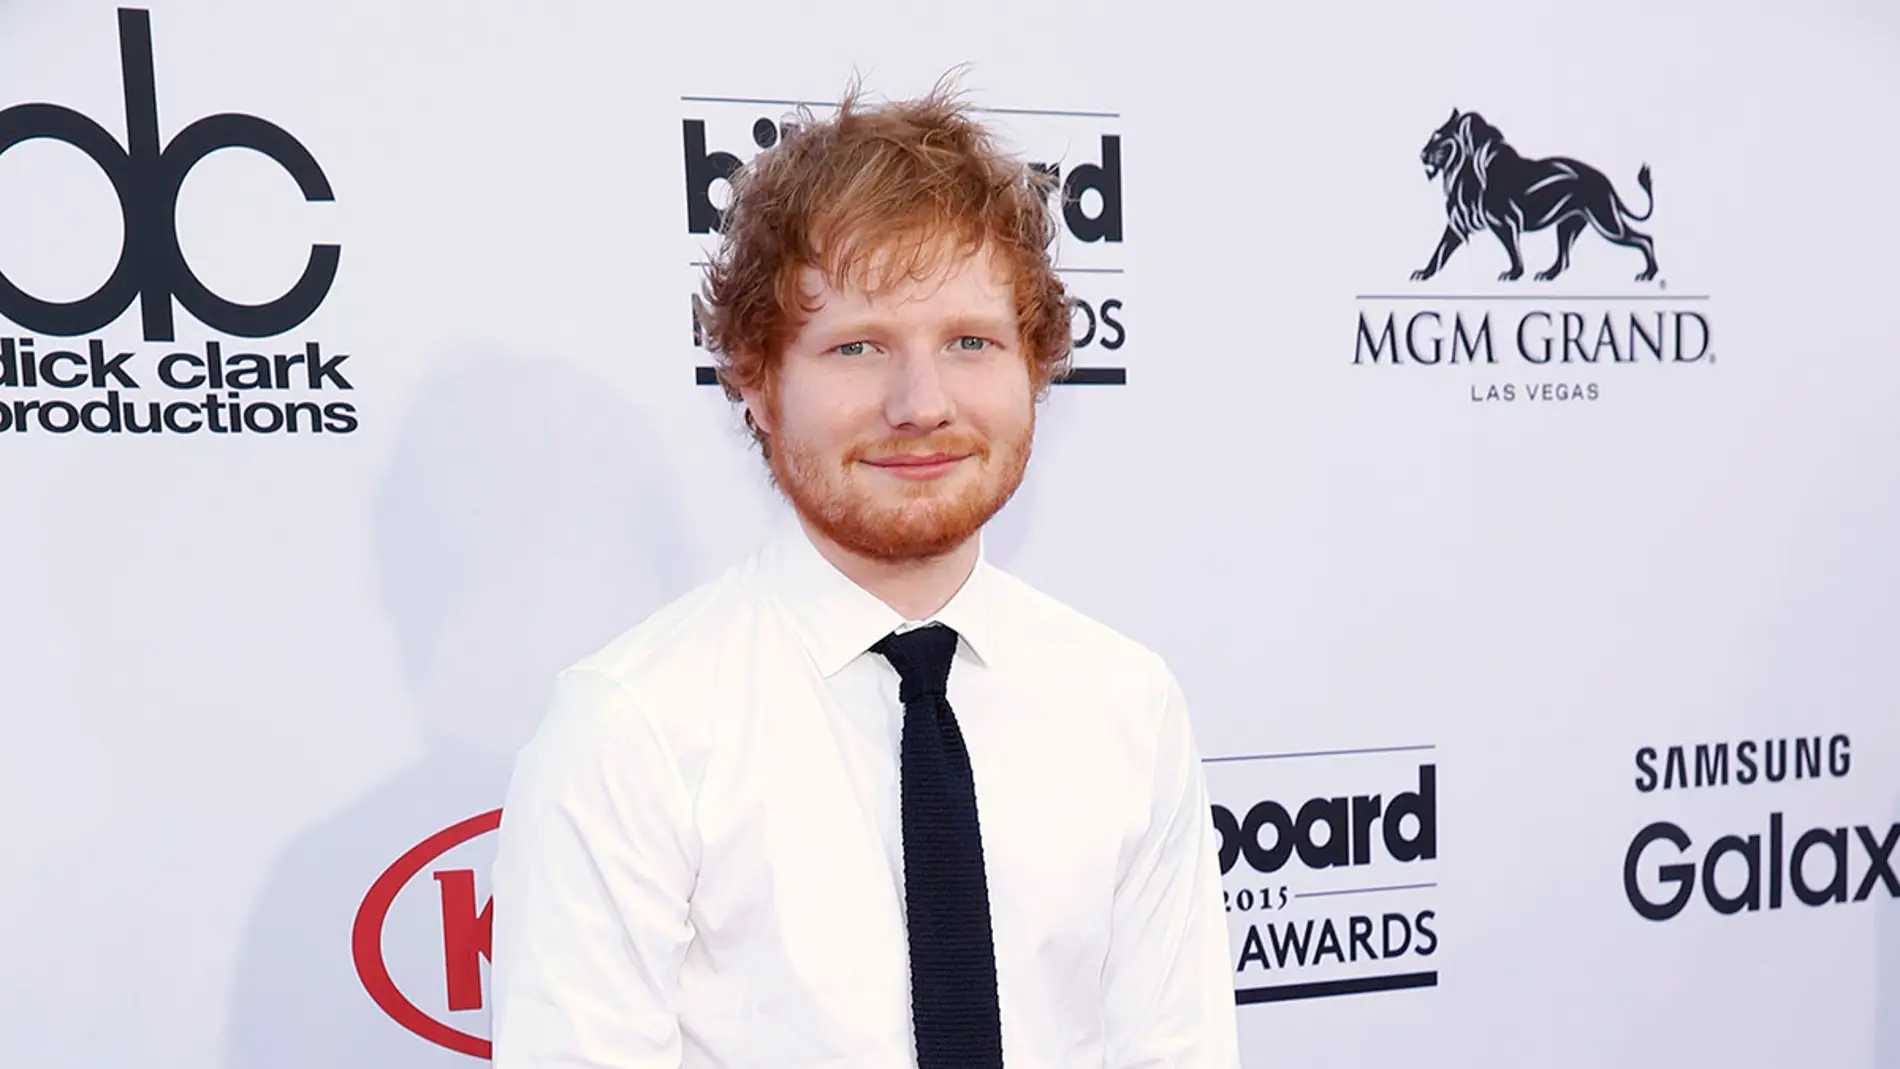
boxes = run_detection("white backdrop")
[2,2,1898,1066]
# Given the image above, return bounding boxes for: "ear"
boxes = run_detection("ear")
[1448,108,1460,122]
[740,382,775,437]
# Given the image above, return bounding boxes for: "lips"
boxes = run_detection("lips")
[862,452,971,480]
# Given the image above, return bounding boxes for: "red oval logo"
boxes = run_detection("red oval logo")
[353,809,502,1060]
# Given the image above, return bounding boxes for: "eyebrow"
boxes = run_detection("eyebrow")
[940,315,1018,337]
[813,314,1019,341]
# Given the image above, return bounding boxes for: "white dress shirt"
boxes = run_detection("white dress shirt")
[490,520,1240,1068]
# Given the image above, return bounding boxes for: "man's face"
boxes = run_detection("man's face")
[746,244,1036,562]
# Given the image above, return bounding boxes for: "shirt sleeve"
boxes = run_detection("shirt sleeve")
[1103,665,1243,1068]
[490,667,698,1069]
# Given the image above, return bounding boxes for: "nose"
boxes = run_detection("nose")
[884,347,954,432]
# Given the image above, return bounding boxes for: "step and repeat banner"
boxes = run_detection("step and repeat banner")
[2,2,1897,1066]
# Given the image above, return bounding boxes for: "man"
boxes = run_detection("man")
[490,82,1240,1068]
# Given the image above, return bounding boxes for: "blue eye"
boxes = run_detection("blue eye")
[835,341,868,356]
[956,336,989,352]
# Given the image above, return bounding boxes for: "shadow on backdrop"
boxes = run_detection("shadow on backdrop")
[222,349,693,1067]
[219,357,1076,1065]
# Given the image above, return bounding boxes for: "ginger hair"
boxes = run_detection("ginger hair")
[695,76,1072,452]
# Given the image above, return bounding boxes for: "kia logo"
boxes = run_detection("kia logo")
[352,809,500,1060]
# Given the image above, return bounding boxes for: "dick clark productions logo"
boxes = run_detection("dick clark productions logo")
[0,8,354,436]
[0,8,336,340]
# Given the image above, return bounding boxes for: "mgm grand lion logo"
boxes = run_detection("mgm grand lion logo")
[1411,109,1658,283]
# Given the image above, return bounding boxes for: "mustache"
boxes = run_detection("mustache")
[850,432,989,463]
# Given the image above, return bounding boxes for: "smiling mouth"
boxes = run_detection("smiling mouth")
[861,453,971,480]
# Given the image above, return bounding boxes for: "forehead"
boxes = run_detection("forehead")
[795,242,1015,320]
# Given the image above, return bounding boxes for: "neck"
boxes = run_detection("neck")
[798,517,981,621]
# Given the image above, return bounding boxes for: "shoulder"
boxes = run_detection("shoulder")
[564,552,765,708]
[516,553,772,797]
[984,565,1180,708]
[979,568,1203,808]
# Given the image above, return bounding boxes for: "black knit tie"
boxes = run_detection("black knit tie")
[871,623,1004,1069]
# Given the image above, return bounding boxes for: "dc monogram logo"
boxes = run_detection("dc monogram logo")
[0,8,338,342]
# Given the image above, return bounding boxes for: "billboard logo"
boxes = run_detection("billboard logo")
[680,96,1129,386]
[683,116,1121,245]
[1214,764,1436,875]
[1207,747,1442,1005]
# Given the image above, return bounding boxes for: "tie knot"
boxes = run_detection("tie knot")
[871,623,960,703]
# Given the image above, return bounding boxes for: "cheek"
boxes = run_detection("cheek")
[774,362,883,450]
[958,362,1035,434]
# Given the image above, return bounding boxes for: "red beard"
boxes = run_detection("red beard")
[769,420,1033,561]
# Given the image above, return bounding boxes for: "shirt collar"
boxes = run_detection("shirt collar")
[762,515,1007,678]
